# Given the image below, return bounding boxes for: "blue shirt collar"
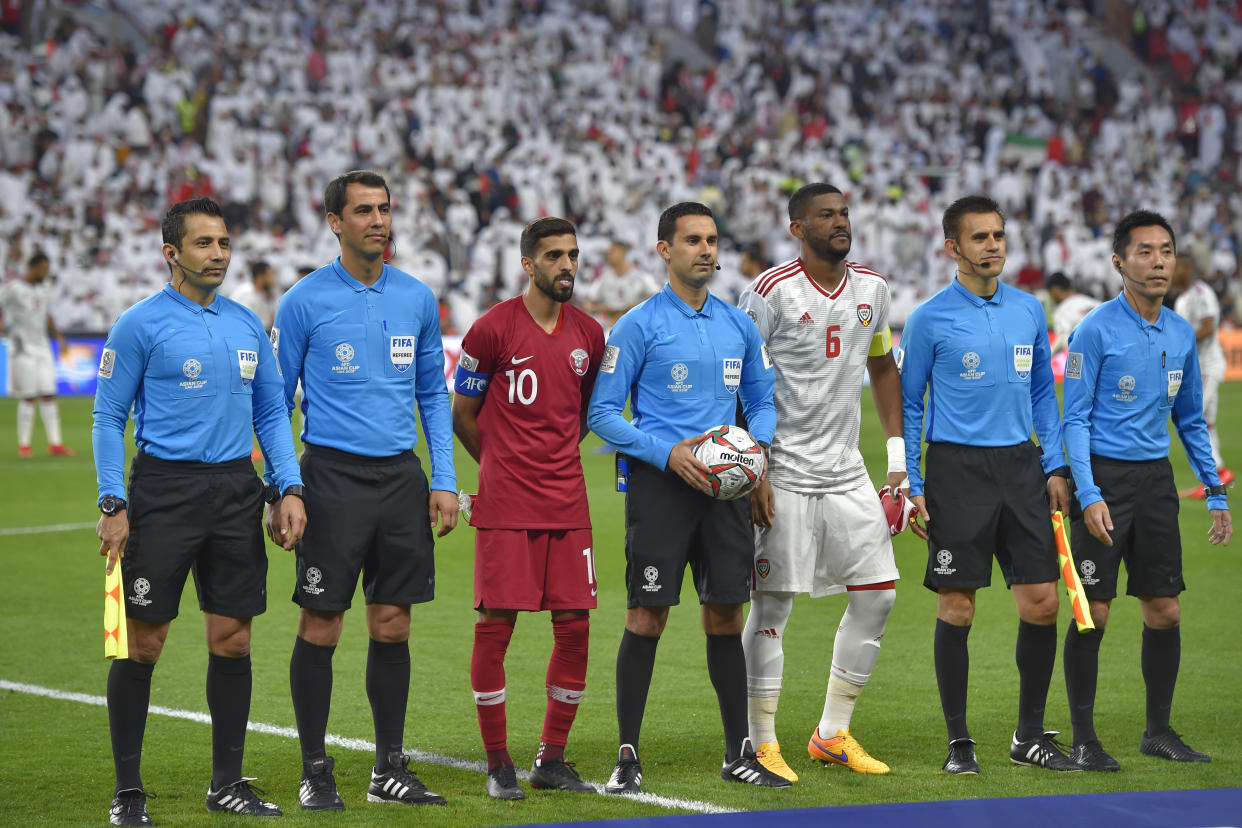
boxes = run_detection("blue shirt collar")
[661,282,714,318]
[331,258,388,293]
[949,277,1003,307]
[161,283,221,315]
[1113,292,1165,331]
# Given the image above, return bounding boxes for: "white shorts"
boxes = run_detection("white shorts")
[752,480,899,597]
[7,346,57,397]
[1201,363,1222,426]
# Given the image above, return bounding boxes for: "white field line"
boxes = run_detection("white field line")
[0,678,738,815]
[0,521,97,536]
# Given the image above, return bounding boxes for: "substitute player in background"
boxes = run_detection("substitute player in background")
[94,197,306,825]
[1046,271,1099,358]
[1171,254,1232,496]
[588,201,788,792]
[0,252,74,457]
[453,217,605,800]
[738,184,903,782]
[1061,210,1231,771]
[267,170,458,811]
[901,195,1075,775]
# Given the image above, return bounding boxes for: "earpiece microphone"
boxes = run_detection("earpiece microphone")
[715,263,722,271]
[171,255,211,278]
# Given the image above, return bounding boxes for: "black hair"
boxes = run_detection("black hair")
[1113,209,1176,258]
[323,170,390,217]
[942,195,1003,240]
[520,217,577,259]
[657,202,714,243]
[788,183,843,222]
[162,198,224,247]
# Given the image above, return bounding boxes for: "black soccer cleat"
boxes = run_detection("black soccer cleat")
[367,751,447,805]
[721,738,792,787]
[529,757,594,792]
[110,788,154,826]
[1010,731,1080,771]
[603,744,642,795]
[1140,729,1211,762]
[486,763,524,800]
[943,738,980,775]
[205,778,282,816]
[1070,740,1121,771]
[299,756,345,811]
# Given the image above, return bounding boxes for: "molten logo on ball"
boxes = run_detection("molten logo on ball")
[691,425,766,500]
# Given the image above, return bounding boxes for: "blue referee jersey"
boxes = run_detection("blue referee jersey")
[587,284,776,470]
[270,259,456,492]
[900,278,1065,497]
[92,285,302,501]
[1063,294,1225,511]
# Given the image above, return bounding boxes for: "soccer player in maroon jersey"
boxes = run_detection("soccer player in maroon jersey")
[452,217,606,800]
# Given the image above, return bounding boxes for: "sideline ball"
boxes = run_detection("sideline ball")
[692,425,766,500]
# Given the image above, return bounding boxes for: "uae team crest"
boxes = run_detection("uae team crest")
[856,304,872,326]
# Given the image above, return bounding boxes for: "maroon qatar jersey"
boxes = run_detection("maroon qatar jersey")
[455,296,605,528]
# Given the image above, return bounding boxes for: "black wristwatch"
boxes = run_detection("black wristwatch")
[99,495,127,516]
[1205,484,1228,497]
[265,484,305,504]
[1046,465,1071,480]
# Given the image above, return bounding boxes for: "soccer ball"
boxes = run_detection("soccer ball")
[692,425,766,500]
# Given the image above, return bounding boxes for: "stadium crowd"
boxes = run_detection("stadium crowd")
[0,0,1239,334]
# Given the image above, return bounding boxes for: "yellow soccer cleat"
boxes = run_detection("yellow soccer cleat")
[808,728,890,774]
[755,740,798,782]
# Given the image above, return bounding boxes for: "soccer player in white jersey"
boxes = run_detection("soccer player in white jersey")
[738,184,905,780]
[0,252,74,458]
[1173,254,1232,494]
[1046,272,1100,357]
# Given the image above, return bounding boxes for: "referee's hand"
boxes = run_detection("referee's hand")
[429,489,459,537]
[97,513,129,575]
[1084,501,1113,547]
[266,496,306,550]
[668,436,712,494]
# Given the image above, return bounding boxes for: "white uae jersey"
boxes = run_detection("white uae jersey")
[738,258,892,493]
[1052,293,1099,352]
[1173,281,1225,376]
[0,279,53,356]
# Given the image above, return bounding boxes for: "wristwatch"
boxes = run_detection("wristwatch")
[99,495,127,515]
[264,484,305,504]
[1205,484,1228,497]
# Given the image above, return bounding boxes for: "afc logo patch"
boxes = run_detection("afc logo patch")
[1066,352,1083,380]
[642,565,661,592]
[934,549,956,575]
[856,304,873,327]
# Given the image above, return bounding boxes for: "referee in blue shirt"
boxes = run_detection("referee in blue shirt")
[94,197,306,826]
[588,202,788,792]
[267,170,458,810]
[1061,210,1232,770]
[901,195,1075,775]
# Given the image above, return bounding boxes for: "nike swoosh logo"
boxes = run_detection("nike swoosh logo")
[512,355,534,364]
[825,749,848,762]
[591,588,597,596]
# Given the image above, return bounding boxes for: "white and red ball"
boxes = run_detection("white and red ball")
[692,425,766,500]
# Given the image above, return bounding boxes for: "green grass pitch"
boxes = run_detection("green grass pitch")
[0,386,1238,826]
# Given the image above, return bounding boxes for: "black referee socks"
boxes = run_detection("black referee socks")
[1141,624,1180,736]
[108,658,154,793]
[934,619,971,743]
[1015,620,1057,741]
[290,636,336,763]
[207,653,252,789]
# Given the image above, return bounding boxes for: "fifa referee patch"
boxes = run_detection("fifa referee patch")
[1066,352,1083,380]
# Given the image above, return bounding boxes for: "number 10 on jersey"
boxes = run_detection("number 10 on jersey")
[505,368,538,405]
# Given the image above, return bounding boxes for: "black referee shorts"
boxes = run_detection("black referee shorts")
[922,441,1059,592]
[294,443,435,611]
[1069,455,1183,601]
[622,457,753,609]
[123,451,267,623]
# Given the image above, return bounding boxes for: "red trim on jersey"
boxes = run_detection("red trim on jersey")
[804,264,848,299]
[846,580,896,592]
[754,259,802,297]
[846,261,888,282]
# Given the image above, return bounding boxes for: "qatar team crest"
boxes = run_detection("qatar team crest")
[568,348,589,376]
[856,303,873,327]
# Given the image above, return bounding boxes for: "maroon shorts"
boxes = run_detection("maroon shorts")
[474,528,597,611]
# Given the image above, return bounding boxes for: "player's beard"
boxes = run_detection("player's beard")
[806,230,851,264]
[534,266,574,303]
